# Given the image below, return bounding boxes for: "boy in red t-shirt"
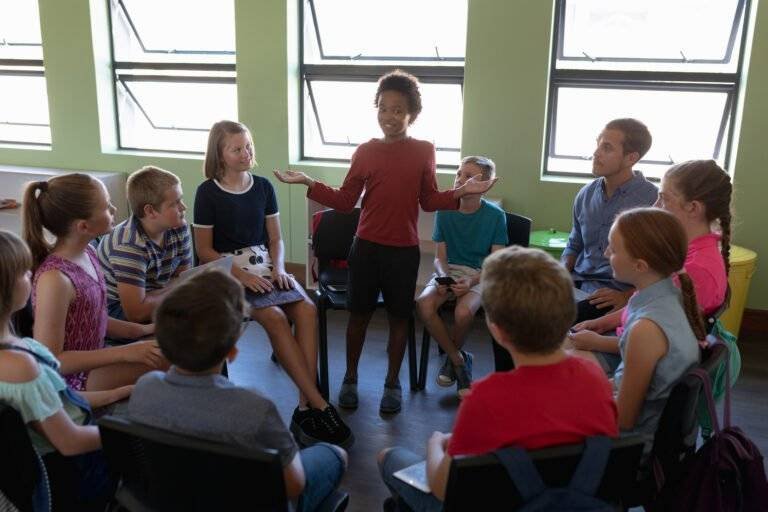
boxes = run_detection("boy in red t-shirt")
[378,247,618,511]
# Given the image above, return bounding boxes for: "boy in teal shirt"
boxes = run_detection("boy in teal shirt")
[415,156,507,398]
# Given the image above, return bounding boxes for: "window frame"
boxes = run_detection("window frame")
[543,0,752,179]
[299,0,466,166]
[106,0,236,155]
[0,1,50,148]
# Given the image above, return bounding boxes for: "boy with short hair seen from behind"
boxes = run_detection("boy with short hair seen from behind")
[98,166,192,323]
[378,247,617,511]
[125,269,347,512]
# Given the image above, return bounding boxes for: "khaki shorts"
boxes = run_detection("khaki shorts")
[426,264,482,295]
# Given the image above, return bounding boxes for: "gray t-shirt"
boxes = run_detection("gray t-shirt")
[125,367,298,466]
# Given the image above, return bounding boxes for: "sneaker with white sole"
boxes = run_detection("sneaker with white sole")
[436,354,456,387]
[455,351,473,399]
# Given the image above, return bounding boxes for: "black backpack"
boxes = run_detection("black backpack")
[659,343,768,511]
[494,436,614,511]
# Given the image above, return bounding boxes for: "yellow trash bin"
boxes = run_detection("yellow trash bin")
[719,245,758,337]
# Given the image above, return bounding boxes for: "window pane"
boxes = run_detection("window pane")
[305,0,467,62]
[116,79,236,152]
[111,0,235,64]
[548,86,730,179]
[303,79,461,166]
[0,0,43,60]
[559,0,744,72]
[0,73,50,145]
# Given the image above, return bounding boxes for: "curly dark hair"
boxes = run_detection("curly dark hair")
[374,69,422,123]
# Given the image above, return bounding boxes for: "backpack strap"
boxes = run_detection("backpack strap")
[691,367,720,435]
[567,436,612,495]
[494,446,546,501]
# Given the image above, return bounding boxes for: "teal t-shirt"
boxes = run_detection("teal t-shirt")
[433,199,508,269]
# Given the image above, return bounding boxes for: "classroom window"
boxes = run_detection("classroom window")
[545,0,750,179]
[0,0,51,146]
[300,0,467,167]
[107,0,236,153]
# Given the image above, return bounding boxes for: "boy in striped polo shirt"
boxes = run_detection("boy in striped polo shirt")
[98,166,192,323]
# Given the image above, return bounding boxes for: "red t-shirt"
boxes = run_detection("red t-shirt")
[447,356,618,456]
[307,137,458,247]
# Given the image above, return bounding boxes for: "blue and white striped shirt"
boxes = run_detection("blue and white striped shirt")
[98,215,192,306]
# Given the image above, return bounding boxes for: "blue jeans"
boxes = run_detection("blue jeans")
[296,443,345,512]
[379,447,443,512]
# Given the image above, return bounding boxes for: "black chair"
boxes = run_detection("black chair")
[98,415,349,512]
[442,435,645,511]
[0,403,43,512]
[625,342,728,507]
[312,208,420,400]
[415,211,532,389]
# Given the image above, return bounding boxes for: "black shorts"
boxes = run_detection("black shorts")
[346,237,420,319]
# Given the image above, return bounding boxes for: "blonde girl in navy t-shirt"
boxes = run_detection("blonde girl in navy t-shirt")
[193,121,352,449]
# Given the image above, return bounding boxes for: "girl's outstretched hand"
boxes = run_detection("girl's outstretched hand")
[273,169,312,187]
[455,175,498,197]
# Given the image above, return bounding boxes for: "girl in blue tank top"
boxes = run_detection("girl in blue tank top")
[607,208,705,440]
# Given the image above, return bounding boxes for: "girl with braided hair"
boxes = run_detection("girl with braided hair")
[605,208,702,437]
[569,160,732,374]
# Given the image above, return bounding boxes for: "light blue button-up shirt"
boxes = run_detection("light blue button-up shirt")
[562,171,658,292]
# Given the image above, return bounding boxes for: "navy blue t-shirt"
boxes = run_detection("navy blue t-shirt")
[193,175,278,253]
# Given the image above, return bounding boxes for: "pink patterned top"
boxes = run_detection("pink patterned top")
[32,245,109,391]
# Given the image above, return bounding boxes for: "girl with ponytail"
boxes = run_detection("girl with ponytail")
[606,207,701,437]
[22,174,165,393]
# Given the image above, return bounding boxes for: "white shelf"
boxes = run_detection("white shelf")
[0,165,128,235]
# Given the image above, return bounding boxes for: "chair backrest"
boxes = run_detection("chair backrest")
[312,208,361,286]
[0,403,41,512]
[442,436,645,511]
[505,212,532,248]
[649,343,728,481]
[312,208,361,261]
[98,415,288,512]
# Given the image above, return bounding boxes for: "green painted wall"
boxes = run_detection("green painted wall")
[1,0,766,308]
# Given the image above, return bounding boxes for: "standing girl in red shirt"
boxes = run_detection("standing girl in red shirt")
[275,70,494,413]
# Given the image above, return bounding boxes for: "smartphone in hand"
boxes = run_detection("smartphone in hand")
[435,276,456,286]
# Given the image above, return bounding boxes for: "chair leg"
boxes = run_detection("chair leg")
[407,314,418,391]
[418,326,431,390]
[318,298,330,401]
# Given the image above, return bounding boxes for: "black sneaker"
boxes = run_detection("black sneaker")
[290,407,322,447]
[314,404,355,449]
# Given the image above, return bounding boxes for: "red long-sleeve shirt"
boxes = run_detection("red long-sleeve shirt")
[308,138,459,247]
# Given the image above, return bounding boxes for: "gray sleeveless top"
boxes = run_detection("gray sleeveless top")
[614,277,700,439]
